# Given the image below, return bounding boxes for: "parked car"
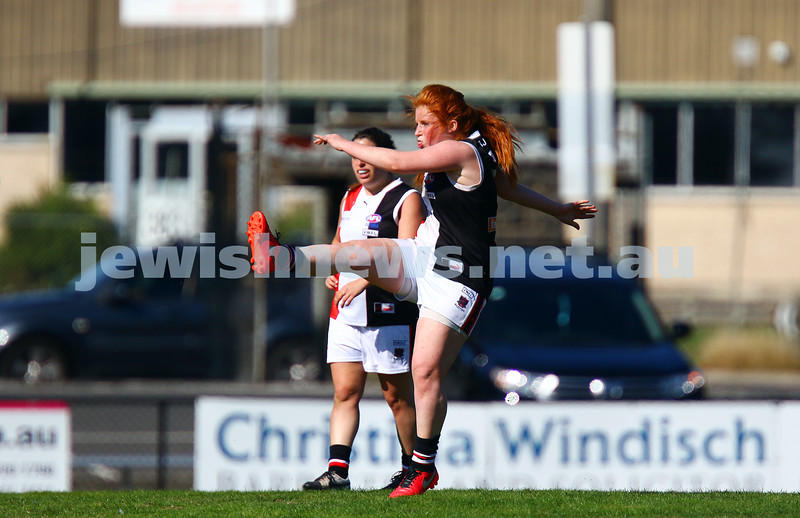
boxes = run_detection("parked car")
[445,252,705,402]
[0,246,325,383]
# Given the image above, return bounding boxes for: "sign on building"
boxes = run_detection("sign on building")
[120,0,295,27]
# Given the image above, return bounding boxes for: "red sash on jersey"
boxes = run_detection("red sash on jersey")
[330,187,362,319]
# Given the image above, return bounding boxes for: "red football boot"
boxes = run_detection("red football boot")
[246,210,293,274]
[388,468,438,498]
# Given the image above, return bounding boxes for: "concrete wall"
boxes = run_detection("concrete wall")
[645,188,800,321]
[0,136,54,241]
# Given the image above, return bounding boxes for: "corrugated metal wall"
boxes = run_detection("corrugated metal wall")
[615,0,800,82]
[0,0,92,97]
[93,1,263,82]
[1,0,799,98]
[0,0,578,96]
[411,0,580,82]
[280,0,411,82]
[278,0,582,84]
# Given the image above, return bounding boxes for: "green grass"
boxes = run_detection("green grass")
[676,324,716,364]
[2,490,800,518]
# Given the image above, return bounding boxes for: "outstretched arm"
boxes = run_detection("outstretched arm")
[314,133,470,176]
[495,171,597,230]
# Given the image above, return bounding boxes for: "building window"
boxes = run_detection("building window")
[644,101,797,188]
[6,102,49,133]
[646,105,678,185]
[64,101,106,183]
[157,142,189,179]
[750,104,794,186]
[693,104,736,186]
[132,135,142,181]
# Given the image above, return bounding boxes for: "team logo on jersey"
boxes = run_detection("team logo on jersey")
[460,287,476,301]
[488,216,496,232]
[424,173,436,199]
[441,257,463,273]
[393,340,406,359]
[374,302,395,314]
[456,296,470,309]
[363,214,382,237]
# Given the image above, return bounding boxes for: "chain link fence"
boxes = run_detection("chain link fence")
[0,382,340,491]
[71,397,195,490]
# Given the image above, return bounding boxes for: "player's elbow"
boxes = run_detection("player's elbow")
[386,158,406,173]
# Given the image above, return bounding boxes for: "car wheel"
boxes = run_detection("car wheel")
[266,336,325,382]
[0,339,68,384]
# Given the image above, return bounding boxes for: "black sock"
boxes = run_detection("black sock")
[410,435,439,473]
[272,245,296,273]
[328,444,351,479]
[401,452,413,471]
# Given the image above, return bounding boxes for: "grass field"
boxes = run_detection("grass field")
[1,489,799,518]
[677,324,800,372]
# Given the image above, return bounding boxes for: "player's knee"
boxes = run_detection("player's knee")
[335,242,371,274]
[333,385,363,404]
[412,364,441,390]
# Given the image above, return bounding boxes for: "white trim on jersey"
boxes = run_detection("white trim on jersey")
[392,187,418,223]
[448,142,485,192]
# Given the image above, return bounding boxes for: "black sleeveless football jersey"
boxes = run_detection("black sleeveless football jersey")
[420,131,498,297]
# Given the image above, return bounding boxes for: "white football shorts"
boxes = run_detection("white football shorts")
[394,238,486,337]
[326,318,411,374]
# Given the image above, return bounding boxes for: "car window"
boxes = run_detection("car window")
[73,251,195,300]
[630,289,666,342]
[133,271,187,299]
[478,279,663,345]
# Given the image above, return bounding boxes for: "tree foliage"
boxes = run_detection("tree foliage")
[0,187,118,293]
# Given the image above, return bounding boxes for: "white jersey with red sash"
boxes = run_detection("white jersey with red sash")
[331,178,419,327]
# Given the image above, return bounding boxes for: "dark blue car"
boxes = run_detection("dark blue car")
[0,245,324,383]
[445,250,705,402]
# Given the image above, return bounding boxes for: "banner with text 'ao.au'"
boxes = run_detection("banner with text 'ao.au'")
[0,401,71,492]
[194,398,800,492]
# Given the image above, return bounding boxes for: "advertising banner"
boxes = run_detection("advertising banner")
[0,401,71,492]
[194,397,800,492]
